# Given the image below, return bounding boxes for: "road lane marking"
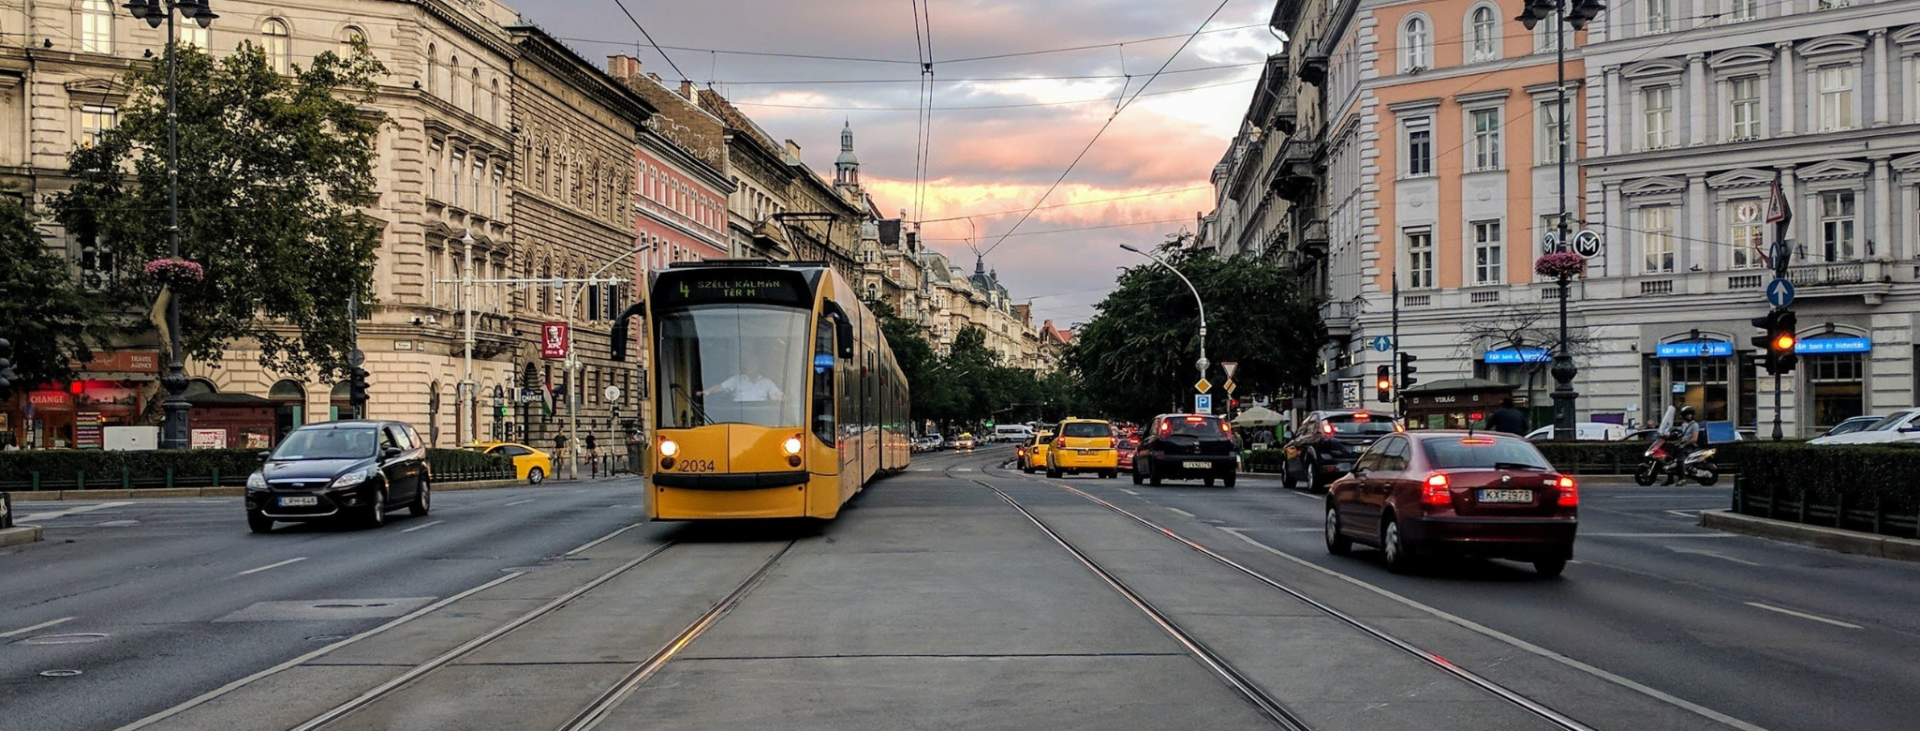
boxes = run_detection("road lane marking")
[954,468,974,472]
[1217,527,1771,731]
[504,499,535,507]
[0,617,75,639]
[16,501,134,523]
[400,520,444,533]
[1667,510,1702,518]
[564,523,641,556]
[113,572,522,731]
[1744,602,1861,629]
[1584,532,1734,538]
[1668,547,1762,566]
[1119,489,1139,496]
[1288,491,1319,500]
[1167,508,1196,518]
[236,557,307,576]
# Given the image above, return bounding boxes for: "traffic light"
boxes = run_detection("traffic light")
[348,367,371,417]
[0,338,13,397]
[1376,365,1393,403]
[1751,309,1800,375]
[1398,351,1419,390]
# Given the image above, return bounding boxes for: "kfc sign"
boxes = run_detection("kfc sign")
[540,322,570,359]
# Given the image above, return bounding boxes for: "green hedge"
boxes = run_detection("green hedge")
[0,447,512,491]
[1732,442,1920,538]
[1531,440,1810,475]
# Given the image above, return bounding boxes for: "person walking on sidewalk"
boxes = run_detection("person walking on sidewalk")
[584,433,599,478]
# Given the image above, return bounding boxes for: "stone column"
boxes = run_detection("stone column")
[1873,157,1893,260]
[1604,66,1624,155]
[1870,29,1889,127]
[1686,174,1709,275]
[1687,53,1708,145]
[1605,182,1625,278]
[1776,42,1796,136]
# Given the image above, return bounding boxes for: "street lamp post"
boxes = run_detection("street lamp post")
[565,244,650,480]
[1119,244,1209,395]
[123,0,218,450]
[1517,0,1603,440]
[459,229,475,446]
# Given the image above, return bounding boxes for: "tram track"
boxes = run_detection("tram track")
[987,458,1602,731]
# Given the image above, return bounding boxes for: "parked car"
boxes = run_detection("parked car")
[467,441,553,484]
[1117,432,1141,472]
[1810,410,1920,445]
[1279,410,1402,491]
[1020,431,1055,473]
[954,433,977,451]
[245,421,431,533]
[1046,418,1120,479]
[1133,413,1238,487]
[1324,430,1577,577]
[1523,422,1627,442]
[1818,415,1885,440]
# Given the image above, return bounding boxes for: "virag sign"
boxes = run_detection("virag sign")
[540,322,570,359]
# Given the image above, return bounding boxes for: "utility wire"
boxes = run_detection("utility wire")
[610,0,688,81]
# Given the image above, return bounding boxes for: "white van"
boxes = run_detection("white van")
[994,424,1035,443]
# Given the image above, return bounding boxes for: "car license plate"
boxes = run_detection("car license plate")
[1478,489,1533,503]
[1183,461,1210,470]
[278,496,318,507]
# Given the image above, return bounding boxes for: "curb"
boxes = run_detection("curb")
[1700,510,1920,562]
[0,525,43,548]
[1,477,612,502]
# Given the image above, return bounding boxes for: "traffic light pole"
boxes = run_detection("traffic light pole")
[1772,373,1783,441]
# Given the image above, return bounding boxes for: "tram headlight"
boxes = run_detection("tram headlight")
[782,436,803,456]
[659,439,679,457]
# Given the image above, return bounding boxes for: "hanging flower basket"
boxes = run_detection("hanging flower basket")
[144,257,204,286]
[1534,251,1586,280]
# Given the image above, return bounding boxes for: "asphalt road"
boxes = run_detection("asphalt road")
[2,447,1915,731]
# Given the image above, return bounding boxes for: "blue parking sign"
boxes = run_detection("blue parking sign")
[1194,394,1213,414]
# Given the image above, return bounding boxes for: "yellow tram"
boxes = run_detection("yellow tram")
[636,261,909,520]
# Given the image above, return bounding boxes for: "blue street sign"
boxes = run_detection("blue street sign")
[1372,335,1392,352]
[1194,394,1213,415]
[1766,278,1795,307]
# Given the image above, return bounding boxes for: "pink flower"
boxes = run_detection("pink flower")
[1534,251,1586,280]
[144,257,204,285]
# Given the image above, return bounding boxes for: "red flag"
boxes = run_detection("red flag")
[1765,171,1791,226]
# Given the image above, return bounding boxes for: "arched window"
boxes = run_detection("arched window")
[1470,7,1499,62]
[80,0,113,54]
[269,379,306,441]
[184,378,217,397]
[490,79,501,123]
[1402,16,1430,71]
[263,19,291,74]
[340,27,366,58]
[426,44,438,95]
[329,382,353,420]
[470,68,481,114]
[449,55,461,107]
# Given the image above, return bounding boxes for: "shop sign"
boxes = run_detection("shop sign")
[1484,347,1551,364]
[1795,336,1870,354]
[1656,341,1733,359]
[76,386,139,411]
[75,412,104,450]
[191,429,229,449]
[69,350,162,374]
[28,391,71,409]
[243,430,272,449]
[540,322,570,359]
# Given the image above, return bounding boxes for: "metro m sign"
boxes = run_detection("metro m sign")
[540,322,570,359]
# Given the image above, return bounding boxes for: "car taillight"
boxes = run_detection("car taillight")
[1394,422,1406,433]
[1321,422,1334,435]
[1054,438,1066,449]
[1105,437,1115,448]
[1423,473,1451,505]
[1556,476,1579,507]
[1159,421,1171,435]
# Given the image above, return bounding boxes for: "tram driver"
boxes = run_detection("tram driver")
[700,360,785,403]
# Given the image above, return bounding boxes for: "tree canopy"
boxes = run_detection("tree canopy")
[1064,237,1321,422]
[54,41,387,378]
[0,194,101,385]
[871,301,1059,431]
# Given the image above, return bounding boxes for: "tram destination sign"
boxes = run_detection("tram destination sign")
[657,269,811,307]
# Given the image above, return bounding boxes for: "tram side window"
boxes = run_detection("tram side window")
[813,317,836,445]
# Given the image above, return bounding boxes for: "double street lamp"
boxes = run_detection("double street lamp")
[123,0,218,449]
[1516,0,1603,440]
[1119,244,1209,399]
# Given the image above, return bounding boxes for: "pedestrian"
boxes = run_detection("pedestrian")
[553,433,568,457]
[1486,397,1528,436]
[584,433,599,478]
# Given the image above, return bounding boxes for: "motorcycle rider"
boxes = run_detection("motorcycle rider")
[1664,406,1704,485]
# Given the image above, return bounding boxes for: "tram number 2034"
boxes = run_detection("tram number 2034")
[675,459,717,474]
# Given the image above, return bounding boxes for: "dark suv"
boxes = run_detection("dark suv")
[1133,413,1238,487]
[245,420,431,533]
[1280,409,1401,491]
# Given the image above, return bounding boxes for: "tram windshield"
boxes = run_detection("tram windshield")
[656,304,812,429]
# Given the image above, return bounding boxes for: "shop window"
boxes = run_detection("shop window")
[270,379,305,443]
[1806,354,1864,431]
[1669,357,1730,422]
[330,381,352,420]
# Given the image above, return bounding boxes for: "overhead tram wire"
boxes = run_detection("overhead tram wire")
[978,0,1239,259]
[732,78,1253,112]
[919,0,938,228]
[910,0,929,225]
[550,22,1269,68]
[610,0,688,81]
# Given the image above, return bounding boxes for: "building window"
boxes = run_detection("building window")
[1730,199,1764,269]
[80,0,113,54]
[1472,220,1504,285]
[1817,65,1855,132]
[340,27,366,57]
[1470,108,1502,171]
[426,44,438,95]
[428,141,443,201]
[492,165,504,217]
[1728,0,1759,21]
[1642,86,1674,150]
[491,79,501,124]
[449,149,464,207]
[1646,0,1672,34]
[1820,191,1856,261]
[1470,7,1498,62]
[1405,117,1433,176]
[1538,99,1569,164]
[79,105,116,147]
[1536,20,1562,53]
[1729,77,1760,140]
[180,21,208,49]
[1402,16,1430,71]
[1406,228,1435,289]
[263,20,291,74]
[1641,206,1674,273]
[1807,354,1864,431]
[471,156,484,214]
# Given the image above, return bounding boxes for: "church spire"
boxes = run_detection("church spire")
[835,121,860,190]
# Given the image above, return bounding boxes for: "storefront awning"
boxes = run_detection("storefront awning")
[1796,336,1870,354]
[1657,340,1733,358]
[1483,347,1550,363]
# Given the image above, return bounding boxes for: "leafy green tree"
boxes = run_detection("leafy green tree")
[55,42,387,378]
[1065,236,1321,422]
[0,195,102,385]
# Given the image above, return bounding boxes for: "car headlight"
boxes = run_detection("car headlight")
[246,472,267,490]
[329,468,375,489]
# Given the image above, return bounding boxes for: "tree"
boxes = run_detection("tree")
[55,41,387,378]
[1453,303,1598,426]
[0,195,102,385]
[1065,235,1321,422]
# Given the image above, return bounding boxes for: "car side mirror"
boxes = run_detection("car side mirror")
[258,451,272,461]
[382,446,402,459]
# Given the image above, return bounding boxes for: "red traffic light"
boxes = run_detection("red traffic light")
[1377,378,1392,390]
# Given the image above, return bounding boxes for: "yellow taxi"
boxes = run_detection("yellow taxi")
[954,433,977,451]
[1046,418,1120,479]
[467,441,554,484]
[1020,431,1054,474]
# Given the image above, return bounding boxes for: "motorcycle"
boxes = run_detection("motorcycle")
[1634,435,1720,486]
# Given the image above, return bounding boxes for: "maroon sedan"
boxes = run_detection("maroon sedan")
[1324,430,1577,577]
[1116,433,1141,471]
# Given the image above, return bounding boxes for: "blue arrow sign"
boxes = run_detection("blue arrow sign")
[1766,278,1795,308]
[1372,335,1392,352]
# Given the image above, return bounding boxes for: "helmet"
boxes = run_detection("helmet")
[1680,406,1696,419]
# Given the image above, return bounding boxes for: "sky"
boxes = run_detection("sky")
[507,0,1283,328]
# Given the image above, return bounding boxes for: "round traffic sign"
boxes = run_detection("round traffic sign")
[1572,229,1602,259]
[346,349,366,367]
